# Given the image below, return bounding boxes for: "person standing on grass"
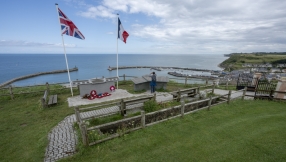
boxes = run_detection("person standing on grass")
[150,72,157,93]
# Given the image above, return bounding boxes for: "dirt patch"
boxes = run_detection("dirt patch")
[20,123,27,127]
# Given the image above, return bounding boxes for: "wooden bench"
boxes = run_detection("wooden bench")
[41,90,58,108]
[171,88,198,102]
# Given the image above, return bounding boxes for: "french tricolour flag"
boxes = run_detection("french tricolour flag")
[118,18,129,43]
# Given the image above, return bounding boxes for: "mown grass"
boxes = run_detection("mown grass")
[0,88,75,162]
[60,99,286,162]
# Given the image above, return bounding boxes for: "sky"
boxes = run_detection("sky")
[0,0,286,54]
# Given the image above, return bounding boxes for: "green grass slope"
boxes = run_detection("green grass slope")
[220,53,286,70]
[0,89,74,162]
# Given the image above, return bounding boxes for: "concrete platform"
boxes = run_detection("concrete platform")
[67,89,173,107]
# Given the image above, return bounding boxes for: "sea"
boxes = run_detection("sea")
[0,54,227,86]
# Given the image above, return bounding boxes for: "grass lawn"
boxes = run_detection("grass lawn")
[0,88,75,162]
[60,99,286,162]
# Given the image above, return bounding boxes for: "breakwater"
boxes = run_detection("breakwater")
[108,66,211,72]
[0,67,78,88]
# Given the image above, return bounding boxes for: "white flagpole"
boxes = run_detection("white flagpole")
[55,3,74,96]
[116,14,119,89]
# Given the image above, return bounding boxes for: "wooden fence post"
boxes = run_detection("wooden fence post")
[80,123,88,146]
[181,101,185,117]
[9,85,14,100]
[242,87,247,100]
[141,111,145,128]
[227,90,232,104]
[206,79,208,85]
[153,93,156,101]
[123,74,126,81]
[46,82,50,93]
[226,80,229,89]
[212,82,215,94]
[76,79,80,90]
[208,96,212,111]
[185,77,187,86]
[120,99,125,116]
[74,107,80,123]
[269,90,274,100]
[177,89,181,102]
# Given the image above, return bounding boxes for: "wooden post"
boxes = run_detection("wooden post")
[197,85,200,95]
[153,93,156,101]
[46,82,50,93]
[120,99,125,116]
[212,82,215,94]
[80,123,88,146]
[76,79,80,90]
[242,87,247,100]
[177,90,181,102]
[123,74,126,81]
[227,90,232,104]
[226,80,229,89]
[206,79,208,85]
[181,101,185,117]
[185,77,187,86]
[141,111,145,128]
[208,96,212,111]
[74,107,80,123]
[269,90,274,100]
[9,85,14,100]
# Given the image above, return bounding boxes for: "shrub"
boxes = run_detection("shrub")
[143,100,159,113]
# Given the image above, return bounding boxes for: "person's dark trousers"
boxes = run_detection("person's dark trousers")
[151,85,155,93]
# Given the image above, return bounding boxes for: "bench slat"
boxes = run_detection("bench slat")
[48,95,54,105]
[53,95,58,104]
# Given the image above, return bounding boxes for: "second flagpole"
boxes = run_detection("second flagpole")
[116,13,119,89]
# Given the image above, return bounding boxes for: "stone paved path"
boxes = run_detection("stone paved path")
[44,115,77,162]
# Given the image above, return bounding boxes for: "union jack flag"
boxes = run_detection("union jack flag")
[57,8,85,40]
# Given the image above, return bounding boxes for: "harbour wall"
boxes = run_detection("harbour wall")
[0,67,78,88]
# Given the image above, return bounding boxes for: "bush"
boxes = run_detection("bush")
[143,100,159,113]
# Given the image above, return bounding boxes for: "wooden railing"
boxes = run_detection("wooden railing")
[77,89,239,146]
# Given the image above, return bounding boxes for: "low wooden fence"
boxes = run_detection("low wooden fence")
[76,88,250,146]
[254,89,286,100]
[0,82,73,100]
[119,74,217,86]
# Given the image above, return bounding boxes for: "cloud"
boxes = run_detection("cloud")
[77,0,286,53]
[0,40,76,48]
[78,5,116,19]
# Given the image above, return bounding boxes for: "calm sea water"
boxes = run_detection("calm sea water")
[0,54,227,86]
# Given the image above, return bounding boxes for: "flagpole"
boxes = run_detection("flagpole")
[55,3,74,96]
[116,13,119,89]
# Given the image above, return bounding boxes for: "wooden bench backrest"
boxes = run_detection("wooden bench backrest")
[42,90,49,107]
[180,88,197,93]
